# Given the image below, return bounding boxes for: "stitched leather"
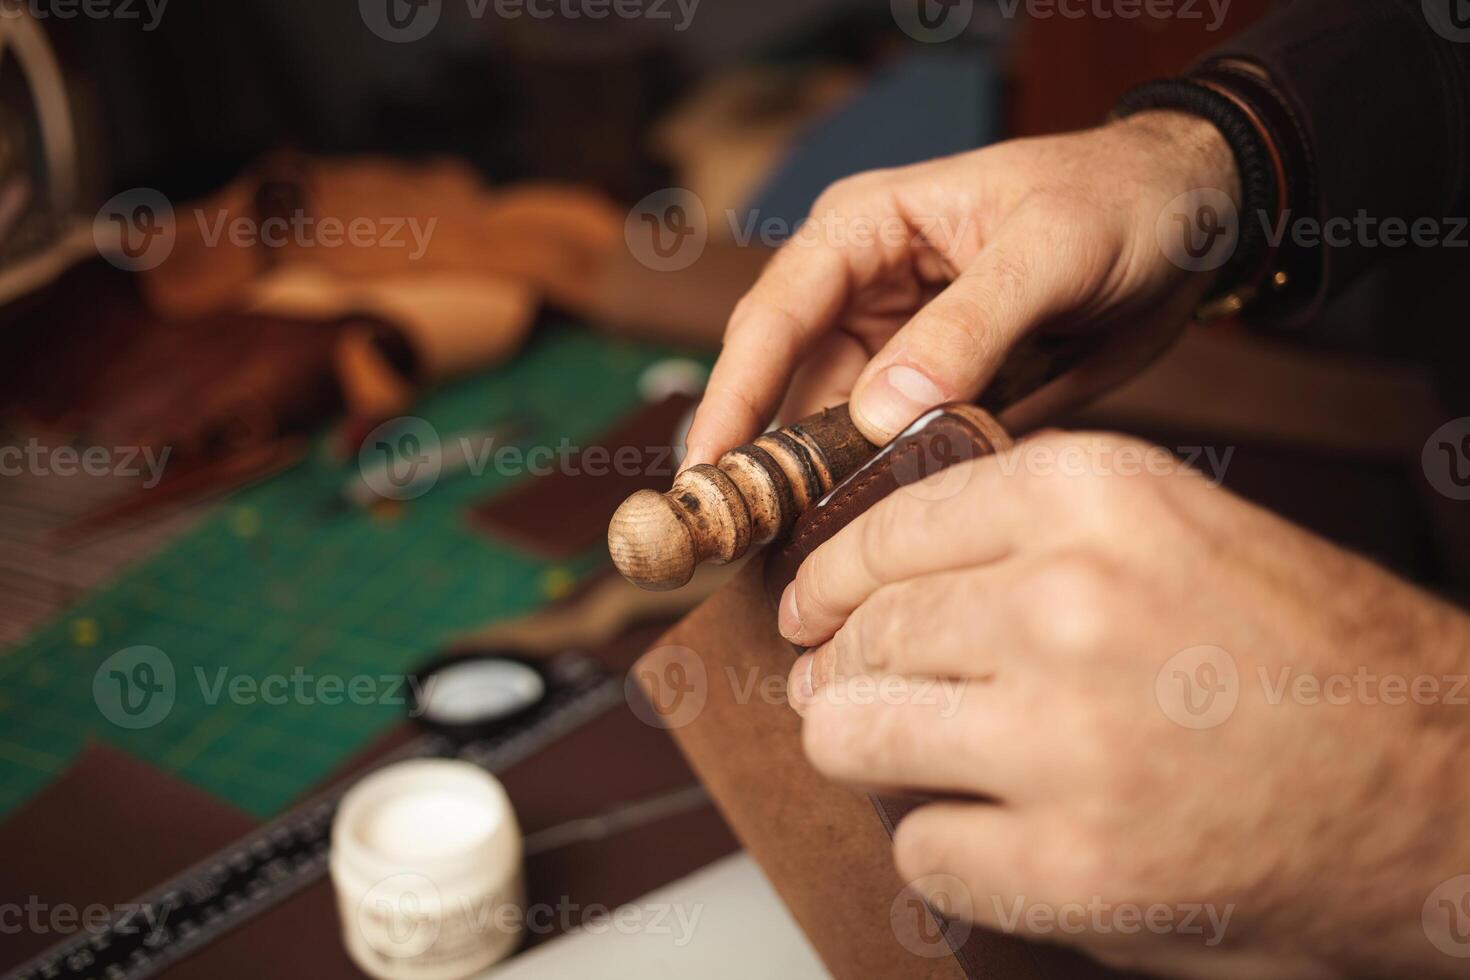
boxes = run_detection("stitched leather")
[764,403,1012,604]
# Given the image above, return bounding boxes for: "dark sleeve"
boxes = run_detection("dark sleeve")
[1203,0,1470,316]
[1119,0,1470,325]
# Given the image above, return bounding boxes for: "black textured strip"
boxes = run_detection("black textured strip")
[1114,78,1278,302]
[1190,61,1321,323]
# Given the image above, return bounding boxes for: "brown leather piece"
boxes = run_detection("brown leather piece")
[140,156,623,322]
[638,405,1128,980]
[635,565,969,980]
[0,261,343,457]
[0,745,258,971]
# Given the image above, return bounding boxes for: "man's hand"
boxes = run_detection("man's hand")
[780,432,1470,979]
[683,111,1241,467]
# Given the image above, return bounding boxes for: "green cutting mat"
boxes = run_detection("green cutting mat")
[0,325,690,819]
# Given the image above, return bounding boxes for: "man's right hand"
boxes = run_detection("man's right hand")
[683,110,1243,466]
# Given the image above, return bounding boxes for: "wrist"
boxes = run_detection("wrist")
[1115,109,1242,209]
[1113,78,1284,317]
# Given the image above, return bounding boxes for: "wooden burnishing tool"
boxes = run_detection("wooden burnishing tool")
[608,406,877,591]
[608,333,1105,591]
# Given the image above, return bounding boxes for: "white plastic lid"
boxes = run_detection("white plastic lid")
[331,759,521,889]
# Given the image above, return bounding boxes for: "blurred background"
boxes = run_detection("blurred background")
[0,1,1466,975]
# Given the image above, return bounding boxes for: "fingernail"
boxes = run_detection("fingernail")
[855,365,945,437]
[790,653,815,712]
[778,584,802,640]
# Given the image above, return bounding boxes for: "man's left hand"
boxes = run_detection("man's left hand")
[782,430,1470,979]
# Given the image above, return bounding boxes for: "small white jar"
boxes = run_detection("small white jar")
[330,759,525,980]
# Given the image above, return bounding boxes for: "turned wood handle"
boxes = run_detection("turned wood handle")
[607,406,875,591]
[608,331,1104,590]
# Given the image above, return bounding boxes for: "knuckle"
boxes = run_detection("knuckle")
[847,590,903,676]
[1019,431,1165,530]
[1024,820,1112,900]
[796,554,838,620]
[1027,428,1081,453]
[914,456,988,509]
[1012,199,1102,273]
[727,293,800,342]
[830,620,869,681]
[1087,739,1152,816]
[813,173,878,211]
[1020,190,1126,251]
[1083,429,1141,452]
[725,294,761,334]
[1022,188,1103,225]
[858,495,913,569]
[1012,555,1114,658]
[799,703,847,774]
[984,249,1033,305]
[914,304,988,366]
[801,702,879,776]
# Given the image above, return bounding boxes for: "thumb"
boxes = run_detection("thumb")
[849,211,1085,443]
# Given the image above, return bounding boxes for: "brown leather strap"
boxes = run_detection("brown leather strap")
[764,403,1012,603]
